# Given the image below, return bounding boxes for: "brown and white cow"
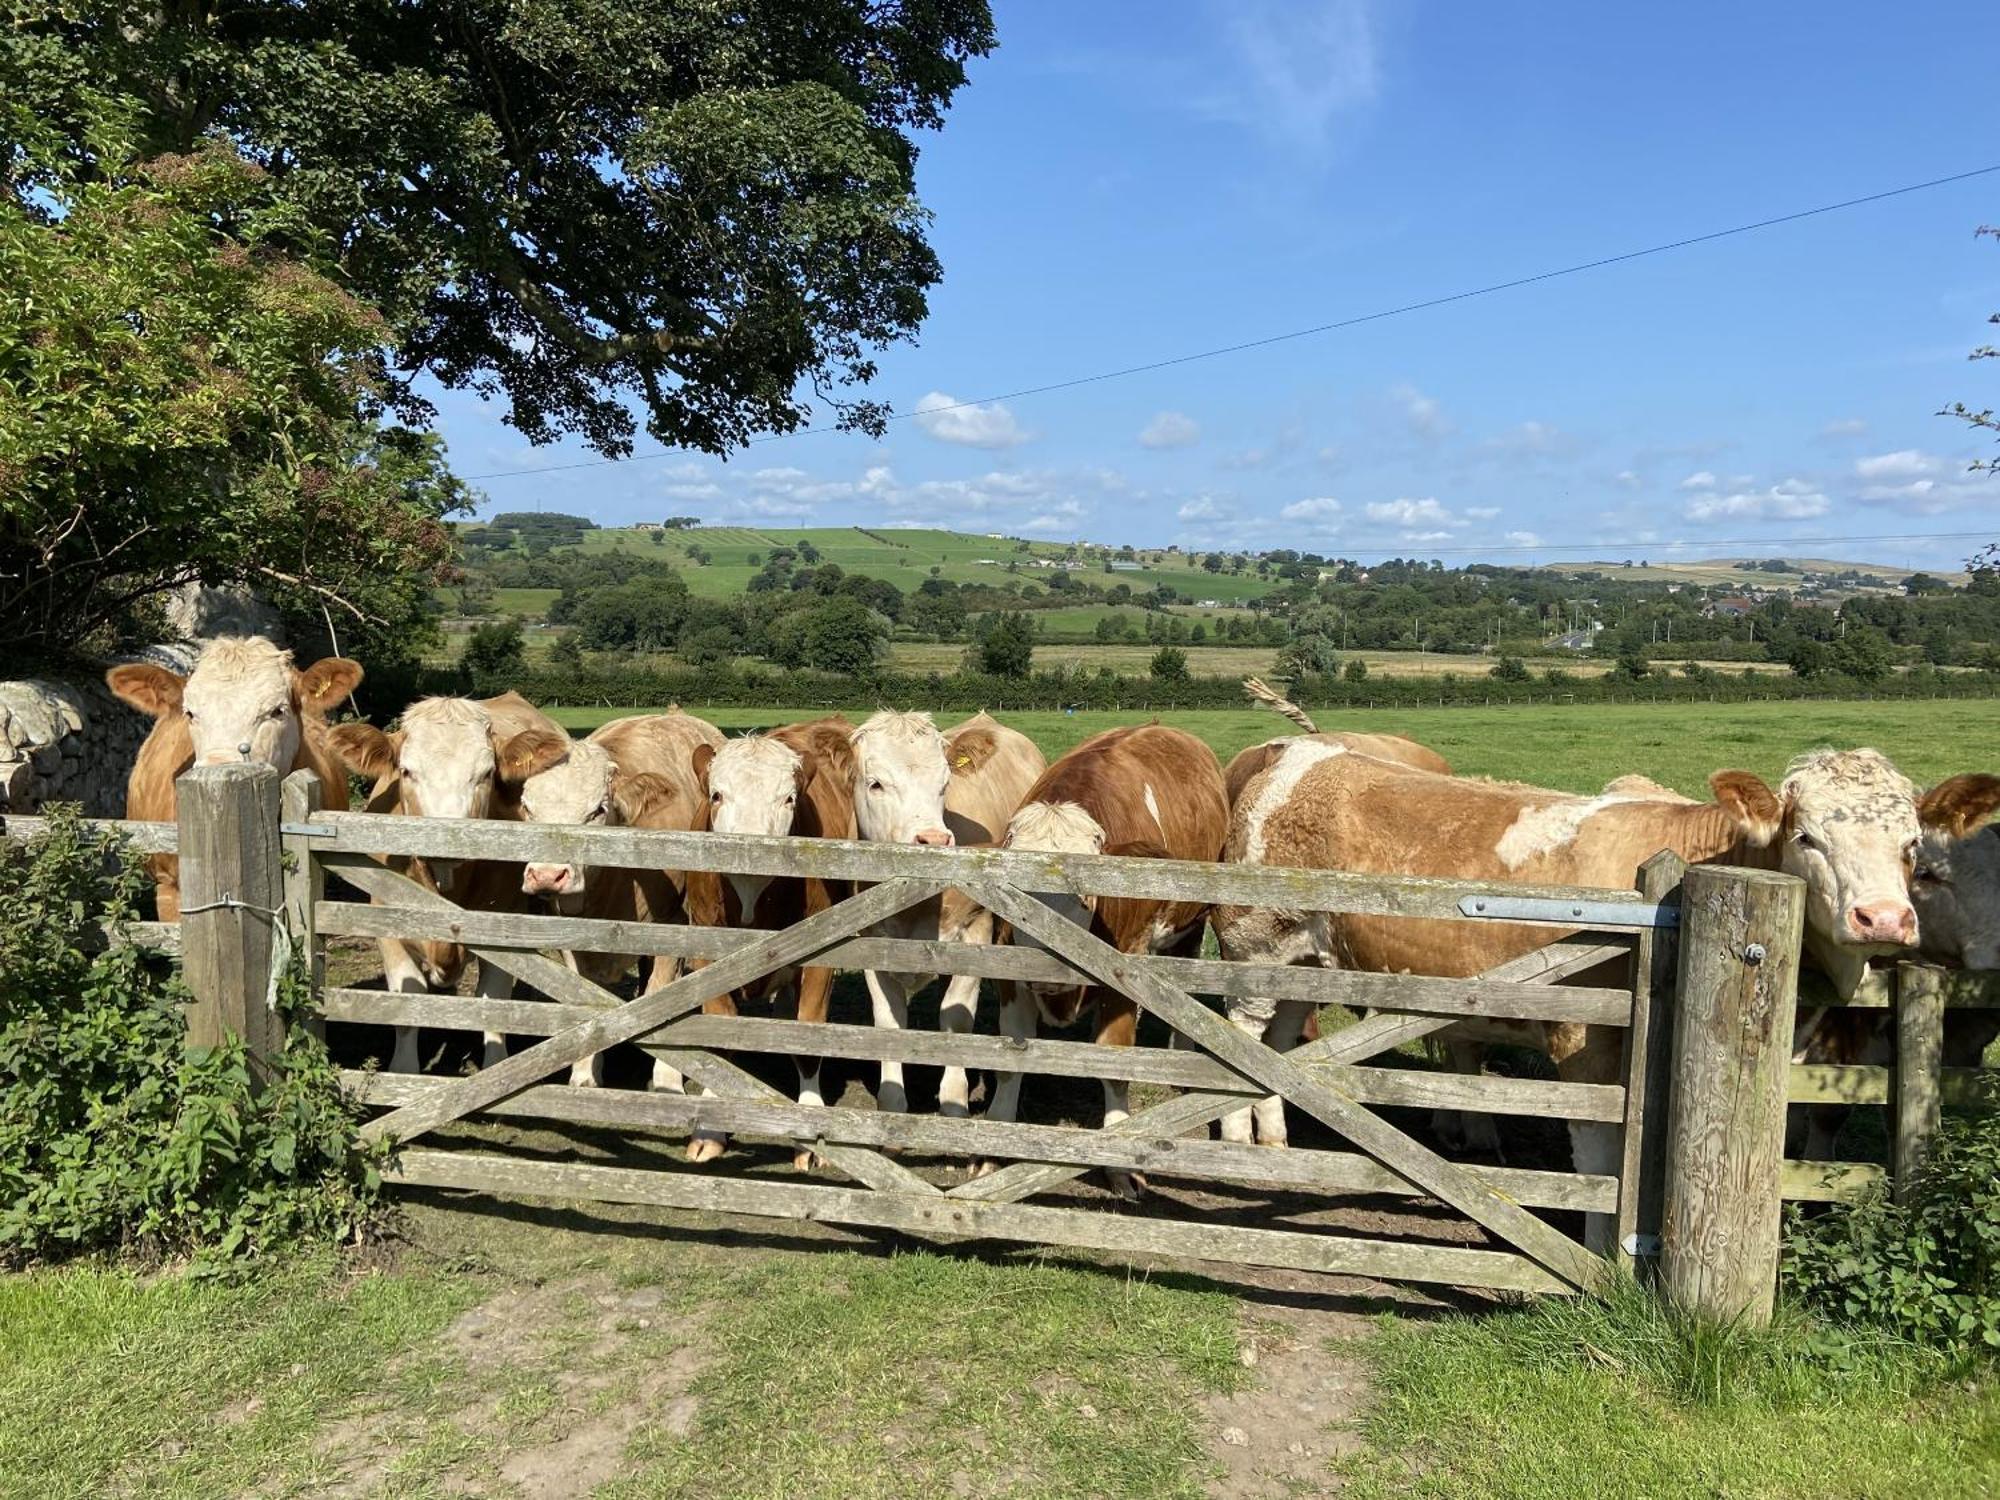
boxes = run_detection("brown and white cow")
[108,636,362,921]
[685,717,858,1166]
[991,724,1228,1194]
[327,692,569,1073]
[515,710,725,1088]
[1913,775,2000,972]
[1213,745,1938,1206]
[848,710,1046,1116]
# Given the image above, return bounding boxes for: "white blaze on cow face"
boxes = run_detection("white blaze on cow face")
[850,710,954,846]
[520,740,614,906]
[705,736,803,914]
[1002,800,1105,996]
[179,638,303,769]
[1914,827,2000,971]
[1774,749,1922,980]
[393,698,503,886]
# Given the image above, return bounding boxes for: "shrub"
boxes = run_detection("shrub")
[0,808,381,1265]
[1490,655,1530,682]
[1343,657,1369,683]
[1783,1115,2000,1356]
[1149,646,1189,681]
[969,611,1036,679]
[462,619,526,678]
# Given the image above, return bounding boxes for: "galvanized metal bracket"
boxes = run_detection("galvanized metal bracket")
[279,822,338,838]
[1456,894,1681,930]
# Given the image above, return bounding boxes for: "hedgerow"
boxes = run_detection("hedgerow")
[0,807,381,1266]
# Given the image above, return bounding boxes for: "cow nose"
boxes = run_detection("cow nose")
[1848,901,1917,945]
[523,865,570,895]
[913,828,955,847]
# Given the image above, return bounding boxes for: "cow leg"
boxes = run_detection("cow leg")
[382,940,428,1074]
[1250,999,1310,1148]
[1557,1032,1623,1255]
[865,968,913,1116]
[1096,992,1145,1200]
[687,990,738,1164]
[1433,1035,1504,1160]
[639,955,688,1094]
[936,971,981,1119]
[790,966,835,1171]
[563,951,602,1088]
[975,983,1038,1177]
[1219,995,1276,1146]
[474,956,514,1071]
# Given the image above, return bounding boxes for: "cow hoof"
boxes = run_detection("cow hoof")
[569,1073,599,1089]
[687,1136,726,1165]
[1255,1136,1290,1151]
[1104,1169,1147,1202]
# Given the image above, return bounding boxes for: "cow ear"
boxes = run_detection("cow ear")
[612,771,676,827]
[327,722,396,781]
[106,664,185,718]
[295,657,364,714]
[1710,770,1783,846]
[498,728,569,784]
[1918,773,2000,840]
[691,742,716,788]
[1104,838,1171,861]
[948,728,998,778]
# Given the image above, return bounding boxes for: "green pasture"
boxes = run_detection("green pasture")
[543,696,2000,796]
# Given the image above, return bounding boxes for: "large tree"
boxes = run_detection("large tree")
[4,0,995,457]
[0,142,462,663]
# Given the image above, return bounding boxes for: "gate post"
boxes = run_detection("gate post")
[1893,961,1945,1202]
[177,762,285,1071]
[1659,863,1804,1325]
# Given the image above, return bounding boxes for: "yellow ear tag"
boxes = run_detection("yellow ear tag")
[954,754,972,768]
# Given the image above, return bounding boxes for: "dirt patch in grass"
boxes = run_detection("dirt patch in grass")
[1203,1300,1373,1498]
[307,1274,712,1498]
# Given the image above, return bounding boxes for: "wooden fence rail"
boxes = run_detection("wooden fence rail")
[2,766,1855,1322]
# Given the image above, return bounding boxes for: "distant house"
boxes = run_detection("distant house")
[1707,596,1759,619]
[632,521,664,531]
[1195,599,1221,609]
[1107,561,1144,572]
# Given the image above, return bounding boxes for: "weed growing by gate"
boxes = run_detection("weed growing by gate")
[1783,1115,2000,1358]
[0,806,381,1266]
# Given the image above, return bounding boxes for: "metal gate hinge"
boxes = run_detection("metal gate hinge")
[280,822,337,838]
[1457,894,1680,929]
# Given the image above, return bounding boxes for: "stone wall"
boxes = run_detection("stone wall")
[0,677,152,816]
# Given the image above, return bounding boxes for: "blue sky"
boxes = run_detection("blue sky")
[440,2,2000,569]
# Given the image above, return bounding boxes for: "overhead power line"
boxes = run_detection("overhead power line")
[462,162,2000,484]
[1277,529,1994,560]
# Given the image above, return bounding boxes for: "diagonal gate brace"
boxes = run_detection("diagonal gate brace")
[965,878,1607,1293]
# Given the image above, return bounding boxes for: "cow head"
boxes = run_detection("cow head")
[1709,748,1927,995]
[518,738,682,909]
[693,734,807,915]
[1911,774,2000,970]
[107,636,362,772]
[1001,800,1107,999]
[850,710,954,847]
[327,698,566,886]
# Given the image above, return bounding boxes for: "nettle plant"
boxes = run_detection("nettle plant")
[0,807,381,1265]
[1783,1117,2000,1358]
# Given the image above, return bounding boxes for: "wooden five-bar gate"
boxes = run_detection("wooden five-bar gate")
[22,758,1974,1323]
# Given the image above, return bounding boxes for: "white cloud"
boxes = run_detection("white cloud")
[1854,449,1940,480]
[1683,478,1829,522]
[1679,470,1717,490]
[1403,530,1453,544]
[1280,496,1344,522]
[661,481,723,501]
[1464,505,1501,520]
[1390,382,1450,440]
[721,493,818,520]
[1178,497,1226,520]
[1614,470,1642,489]
[1201,0,1382,152]
[1506,530,1544,547]
[1821,417,1869,439]
[911,391,1032,450]
[1139,411,1201,449]
[1221,447,1272,471]
[1480,420,1572,460]
[1366,496,1456,527]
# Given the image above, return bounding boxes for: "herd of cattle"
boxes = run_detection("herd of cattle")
[105,636,2000,1187]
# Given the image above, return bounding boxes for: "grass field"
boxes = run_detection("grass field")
[544,697,2000,795]
[10,1177,1994,1497]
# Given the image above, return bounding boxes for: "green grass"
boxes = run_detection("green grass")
[543,697,2000,797]
[1338,1275,2000,1499]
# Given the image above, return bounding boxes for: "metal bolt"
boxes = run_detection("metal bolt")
[1743,942,1767,964]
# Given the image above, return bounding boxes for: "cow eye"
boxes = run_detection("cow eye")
[1913,865,1945,886]
[265,706,287,721]
[183,711,198,725]
[1793,830,1820,853]
[868,779,884,794]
